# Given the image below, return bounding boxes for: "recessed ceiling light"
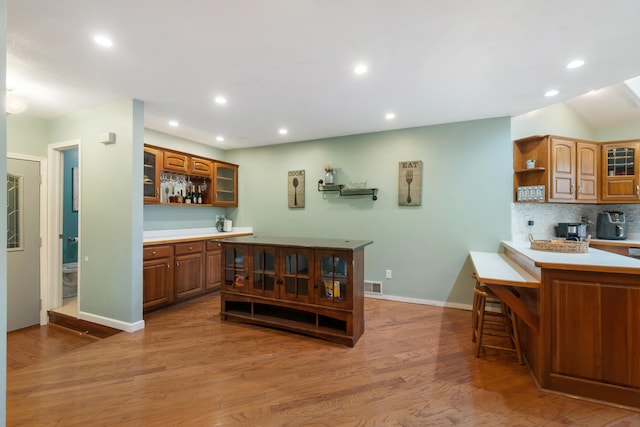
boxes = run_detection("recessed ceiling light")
[94,35,113,47]
[545,89,559,97]
[353,64,368,75]
[169,120,179,127]
[385,113,396,120]
[566,59,585,69]
[216,136,225,142]
[214,96,227,105]
[278,128,288,135]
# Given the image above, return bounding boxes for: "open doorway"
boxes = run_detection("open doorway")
[47,139,81,317]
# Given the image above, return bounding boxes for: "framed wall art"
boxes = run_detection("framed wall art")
[288,169,305,208]
[398,160,422,206]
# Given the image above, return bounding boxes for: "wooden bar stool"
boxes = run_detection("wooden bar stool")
[471,276,523,364]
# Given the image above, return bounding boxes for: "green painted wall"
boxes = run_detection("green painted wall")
[6,115,50,156]
[226,117,512,304]
[143,129,228,230]
[1,0,7,418]
[49,99,144,324]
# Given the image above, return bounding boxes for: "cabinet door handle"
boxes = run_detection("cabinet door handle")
[637,185,639,196]
[188,246,193,251]
[176,261,180,268]
[314,283,319,289]
[276,279,283,285]
[167,263,170,269]
[152,250,157,255]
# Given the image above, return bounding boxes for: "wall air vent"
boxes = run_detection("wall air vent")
[364,280,383,295]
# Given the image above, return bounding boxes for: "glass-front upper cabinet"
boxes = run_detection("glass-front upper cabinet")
[315,250,351,309]
[213,161,238,207]
[280,248,313,303]
[250,246,277,298]
[601,142,640,202]
[221,244,248,293]
[143,146,162,203]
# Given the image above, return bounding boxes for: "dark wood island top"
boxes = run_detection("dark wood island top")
[219,235,373,251]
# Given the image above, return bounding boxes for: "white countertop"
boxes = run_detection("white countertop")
[502,240,640,273]
[143,227,253,243]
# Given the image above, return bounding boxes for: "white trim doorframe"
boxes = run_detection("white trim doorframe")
[47,139,81,315]
[7,152,48,325]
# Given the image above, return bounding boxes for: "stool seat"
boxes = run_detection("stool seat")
[471,276,523,364]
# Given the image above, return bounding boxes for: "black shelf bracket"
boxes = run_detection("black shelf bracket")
[318,180,378,201]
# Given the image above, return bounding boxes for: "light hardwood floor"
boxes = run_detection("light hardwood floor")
[7,295,640,426]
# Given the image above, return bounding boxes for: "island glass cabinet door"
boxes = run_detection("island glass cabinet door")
[314,249,352,309]
[221,244,249,293]
[250,246,278,298]
[279,247,313,304]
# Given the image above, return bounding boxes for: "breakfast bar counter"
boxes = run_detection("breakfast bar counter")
[500,241,640,409]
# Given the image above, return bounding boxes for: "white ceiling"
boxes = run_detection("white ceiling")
[6,0,640,149]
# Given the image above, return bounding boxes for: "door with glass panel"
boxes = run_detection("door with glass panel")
[221,243,249,293]
[314,249,352,309]
[249,245,278,298]
[7,158,41,331]
[279,247,313,304]
[601,142,640,202]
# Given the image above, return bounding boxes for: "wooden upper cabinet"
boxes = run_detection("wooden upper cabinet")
[601,141,640,203]
[576,142,598,203]
[143,146,162,204]
[163,150,189,173]
[213,162,239,207]
[549,138,575,202]
[189,157,212,177]
[514,135,598,204]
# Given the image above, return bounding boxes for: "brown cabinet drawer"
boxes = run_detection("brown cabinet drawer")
[163,151,189,173]
[144,245,172,260]
[190,157,212,177]
[207,240,222,251]
[175,241,204,255]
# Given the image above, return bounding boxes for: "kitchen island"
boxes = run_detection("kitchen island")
[500,241,640,409]
[219,236,373,346]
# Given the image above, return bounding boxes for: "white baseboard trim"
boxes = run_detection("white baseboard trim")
[365,293,472,311]
[79,311,145,333]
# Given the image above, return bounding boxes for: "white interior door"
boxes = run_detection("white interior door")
[7,158,41,331]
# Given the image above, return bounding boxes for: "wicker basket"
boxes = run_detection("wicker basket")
[528,233,590,253]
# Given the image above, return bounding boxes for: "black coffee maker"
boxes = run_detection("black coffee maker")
[555,222,588,241]
[596,211,627,240]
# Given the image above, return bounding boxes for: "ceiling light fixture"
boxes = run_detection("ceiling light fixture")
[353,64,368,75]
[278,128,288,135]
[385,113,396,120]
[216,136,225,142]
[544,89,559,97]
[5,91,28,114]
[214,96,227,105]
[94,35,113,47]
[169,120,179,127]
[566,59,585,69]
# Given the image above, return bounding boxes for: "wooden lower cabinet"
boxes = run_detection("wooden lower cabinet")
[143,245,174,311]
[144,239,222,313]
[522,266,640,409]
[205,241,222,291]
[174,241,204,299]
[220,237,372,346]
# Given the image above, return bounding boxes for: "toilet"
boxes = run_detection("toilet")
[62,262,78,298]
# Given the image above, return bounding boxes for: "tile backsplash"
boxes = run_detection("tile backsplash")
[511,203,640,241]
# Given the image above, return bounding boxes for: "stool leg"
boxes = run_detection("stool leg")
[471,283,480,342]
[474,292,486,357]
